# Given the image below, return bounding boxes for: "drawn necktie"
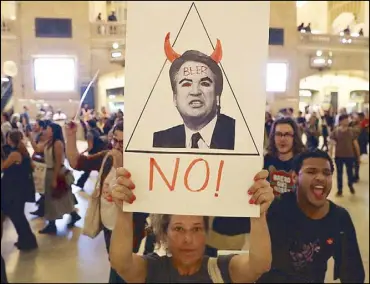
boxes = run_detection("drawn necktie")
[191,132,202,148]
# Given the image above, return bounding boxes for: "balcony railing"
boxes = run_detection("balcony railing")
[1,19,16,39]
[90,22,126,39]
[299,33,369,49]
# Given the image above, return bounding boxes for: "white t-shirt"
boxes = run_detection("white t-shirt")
[100,167,118,230]
[53,112,67,121]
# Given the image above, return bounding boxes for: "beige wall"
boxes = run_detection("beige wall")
[1,1,124,117]
[300,74,369,108]
[96,69,125,112]
[1,1,17,20]
[268,1,300,115]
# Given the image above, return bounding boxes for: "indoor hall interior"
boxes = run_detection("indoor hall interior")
[1,141,369,283]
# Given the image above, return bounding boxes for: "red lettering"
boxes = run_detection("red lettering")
[184,158,210,192]
[149,157,180,191]
[214,160,224,197]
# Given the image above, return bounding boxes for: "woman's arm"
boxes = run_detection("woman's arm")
[52,141,64,184]
[1,152,22,171]
[110,168,147,283]
[110,210,147,282]
[229,215,271,283]
[65,124,81,168]
[229,171,273,283]
[28,134,45,154]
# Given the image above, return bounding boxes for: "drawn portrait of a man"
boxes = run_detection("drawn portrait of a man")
[152,33,235,150]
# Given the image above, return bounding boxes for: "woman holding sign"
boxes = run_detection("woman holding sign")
[110,168,273,283]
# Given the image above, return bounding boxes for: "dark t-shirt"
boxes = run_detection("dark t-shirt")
[264,155,295,196]
[258,192,365,283]
[144,253,233,283]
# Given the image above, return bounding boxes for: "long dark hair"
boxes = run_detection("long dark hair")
[267,117,305,157]
[47,123,65,148]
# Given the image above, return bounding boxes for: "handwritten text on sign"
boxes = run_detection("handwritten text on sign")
[149,157,225,197]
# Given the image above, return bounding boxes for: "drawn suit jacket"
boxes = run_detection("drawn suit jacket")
[152,113,235,150]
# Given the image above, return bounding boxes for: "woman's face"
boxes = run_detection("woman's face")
[166,215,206,266]
[45,126,53,139]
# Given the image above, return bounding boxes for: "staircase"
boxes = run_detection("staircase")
[1,77,13,113]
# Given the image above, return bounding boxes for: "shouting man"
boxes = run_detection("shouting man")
[153,33,235,150]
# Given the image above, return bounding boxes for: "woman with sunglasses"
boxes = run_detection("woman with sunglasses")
[65,120,148,283]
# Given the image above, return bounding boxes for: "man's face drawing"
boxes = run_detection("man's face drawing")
[174,61,218,124]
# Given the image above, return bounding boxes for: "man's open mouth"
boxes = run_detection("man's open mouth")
[189,100,204,108]
[311,185,326,199]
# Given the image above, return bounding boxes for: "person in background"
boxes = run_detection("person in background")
[96,12,102,21]
[343,25,351,36]
[320,116,329,152]
[349,113,362,183]
[358,28,364,36]
[1,112,12,143]
[304,22,311,33]
[108,11,117,22]
[115,109,123,125]
[65,120,148,283]
[296,111,306,138]
[29,119,51,217]
[335,107,347,127]
[305,116,320,151]
[329,114,360,197]
[1,130,37,251]
[358,111,369,155]
[44,105,54,120]
[323,109,335,132]
[265,112,274,137]
[257,150,365,283]
[53,109,67,121]
[265,117,306,196]
[21,106,31,133]
[75,119,106,191]
[297,22,304,32]
[28,123,80,234]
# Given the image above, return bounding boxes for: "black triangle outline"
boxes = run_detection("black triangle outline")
[125,2,260,157]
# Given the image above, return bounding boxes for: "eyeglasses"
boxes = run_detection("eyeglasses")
[112,137,124,147]
[275,132,294,138]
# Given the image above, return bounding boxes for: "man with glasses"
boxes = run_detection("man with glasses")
[65,120,149,283]
[264,117,306,196]
[257,150,364,283]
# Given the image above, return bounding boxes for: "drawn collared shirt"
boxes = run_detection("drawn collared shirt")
[184,115,217,149]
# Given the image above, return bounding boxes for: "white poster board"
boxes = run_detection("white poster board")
[33,161,47,194]
[123,1,270,217]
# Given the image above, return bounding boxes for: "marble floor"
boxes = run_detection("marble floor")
[2,142,369,283]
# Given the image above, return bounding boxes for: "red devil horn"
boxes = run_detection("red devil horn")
[210,39,222,63]
[164,32,180,62]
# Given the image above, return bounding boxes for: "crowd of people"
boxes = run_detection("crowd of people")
[1,103,368,283]
[265,107,369,197]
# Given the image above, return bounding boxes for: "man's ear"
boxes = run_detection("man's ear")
[216,95,220,106]
[173,93,177,107]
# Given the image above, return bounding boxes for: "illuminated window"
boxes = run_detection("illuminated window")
[34,57,76,92]
[266,63,288,92]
